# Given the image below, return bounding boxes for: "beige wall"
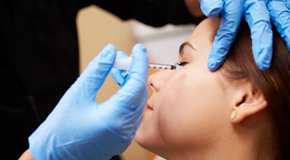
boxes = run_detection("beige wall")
[76,5,156,160]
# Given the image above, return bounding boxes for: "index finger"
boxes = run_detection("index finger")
[208,0,244,71]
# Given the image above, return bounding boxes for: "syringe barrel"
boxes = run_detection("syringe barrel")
[113,57,182,71]
[113,57,132,70]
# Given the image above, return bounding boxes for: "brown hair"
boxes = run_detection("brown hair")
[220,20,290,159]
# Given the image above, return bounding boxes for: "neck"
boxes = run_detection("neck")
[170,138,257,160]
[168,119,273,160]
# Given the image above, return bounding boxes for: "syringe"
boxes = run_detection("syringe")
[113,57,183,70]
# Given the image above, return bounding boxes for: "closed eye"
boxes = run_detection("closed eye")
[178,62,188,66]
[175,61,188,66]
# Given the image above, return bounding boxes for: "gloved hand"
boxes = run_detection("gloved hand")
[199,0,273,71]
[110,51,131,87]
[29,44,149,160]
[267,0,290,50]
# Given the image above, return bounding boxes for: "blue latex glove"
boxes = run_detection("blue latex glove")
[110,51,131,87]
[267,0,290,50]
[29,44,148,160]
[199,0,273,71]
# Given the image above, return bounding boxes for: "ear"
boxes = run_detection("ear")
[230,79,268,123]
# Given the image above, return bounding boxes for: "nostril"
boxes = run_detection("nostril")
[149,82,155,91]
[148,73,164,92]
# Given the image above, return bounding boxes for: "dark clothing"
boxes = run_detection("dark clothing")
[0,0,203,159]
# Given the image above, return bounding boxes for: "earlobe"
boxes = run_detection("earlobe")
[230,82,268,123]
[230,109,238,120]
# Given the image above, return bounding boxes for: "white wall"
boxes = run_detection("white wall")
[130,21,196,64]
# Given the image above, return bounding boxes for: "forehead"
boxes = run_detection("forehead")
[185,17,220,49]
[180,17,226,81]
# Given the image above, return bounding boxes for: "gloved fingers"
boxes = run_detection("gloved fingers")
[244,0,273,70]
[110,43,148,107]
[118,105,145,142]
[268,0,290,50]
[208,0,244,71]
[97,44,148,137]
[92,44,148,143]
[199,0,223,17]
[100,97,145,142]
[111,51,130,86]
[68,44,117,101]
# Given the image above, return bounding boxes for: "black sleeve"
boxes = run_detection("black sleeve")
[77,0,205,27]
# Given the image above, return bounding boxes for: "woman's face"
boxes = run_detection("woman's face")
[135,18,233,158]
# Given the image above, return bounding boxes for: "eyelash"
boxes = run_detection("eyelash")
[175,61,188,66]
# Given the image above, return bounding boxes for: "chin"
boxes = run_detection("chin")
[135,129,157,154]
[134,128,147,147]
[135,128,173,159]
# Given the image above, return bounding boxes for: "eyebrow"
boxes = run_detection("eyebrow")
[178,42,195,57]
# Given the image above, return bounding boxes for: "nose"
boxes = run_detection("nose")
[147,71,170,92]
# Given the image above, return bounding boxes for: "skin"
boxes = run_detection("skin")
[135,17,272,160]
[19,149,33,160]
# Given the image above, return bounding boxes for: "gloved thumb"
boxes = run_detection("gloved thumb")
[199,0,223,17]
[63,44,117,102]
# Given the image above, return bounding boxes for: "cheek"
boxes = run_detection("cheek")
[158,104,191,149]
[157,74,197,147]
[135,101,167,151]
[135,74,189,151]
[157,70,226,149]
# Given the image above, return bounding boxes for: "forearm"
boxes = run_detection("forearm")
[19,149,34,160]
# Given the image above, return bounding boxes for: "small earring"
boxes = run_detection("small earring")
[231,109,237,120]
